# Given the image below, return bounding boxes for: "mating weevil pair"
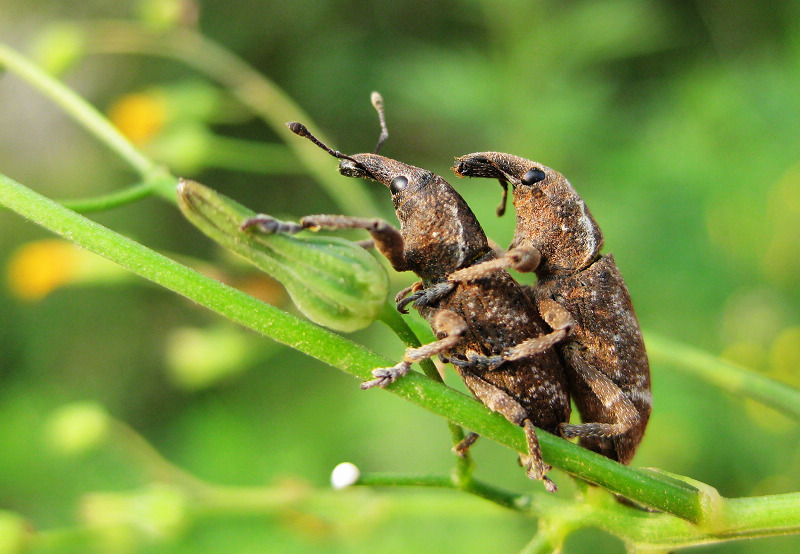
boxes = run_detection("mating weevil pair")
[243,93,651,491]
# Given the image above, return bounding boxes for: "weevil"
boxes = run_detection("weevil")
[451,152,651,464]
[242,95,570,491]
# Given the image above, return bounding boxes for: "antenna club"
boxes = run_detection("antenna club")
[286,121,308,136]
[370,92,384,110]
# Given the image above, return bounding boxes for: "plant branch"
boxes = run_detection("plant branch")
[645,332,800,420]
[0,171,705,521]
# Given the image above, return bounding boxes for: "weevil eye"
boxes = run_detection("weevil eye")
[390,175,409,194]
[521,168,546,186]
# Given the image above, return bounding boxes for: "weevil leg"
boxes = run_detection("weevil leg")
[558,348,640,439]
[242,213,409,272]
[453,432,480,457]
[502,299,574,361]
[361,309,467,389]
[450,352,505,371]
[447,245,542,282]
[458,371,556,491]
[394,281,423,314]
[240,214,305,234]
[451,299,573,370]
[521,419,557,492]
[395,281,455,313]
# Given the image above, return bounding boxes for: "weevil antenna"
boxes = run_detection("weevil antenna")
[285,122,357,162]
[371,92,389,154]
[496,179,509,217]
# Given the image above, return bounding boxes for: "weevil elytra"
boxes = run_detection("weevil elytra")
[242,95,570,491]
[452,152,651,464]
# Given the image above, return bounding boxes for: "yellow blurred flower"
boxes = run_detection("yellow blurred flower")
[761,163,800,288]
[45,402,111,456]
[6,239,127,301]
[108,92,168,146]
[769,326,800,388]
[721,331,800,433]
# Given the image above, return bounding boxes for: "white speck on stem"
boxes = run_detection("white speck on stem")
[331,462,361,489]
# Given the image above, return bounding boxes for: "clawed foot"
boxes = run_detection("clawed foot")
[450,352,505,371]
[395,281,455,313]
[360,361,411,390]
[519,454,557,493]
[453,432,480,458]
[240,214,303,234]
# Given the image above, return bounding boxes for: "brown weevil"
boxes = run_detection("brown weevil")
[242,95,570,491]
[452,152,651,465]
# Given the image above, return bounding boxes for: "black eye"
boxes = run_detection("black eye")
[390,175,408,194]
[521,168,546,186]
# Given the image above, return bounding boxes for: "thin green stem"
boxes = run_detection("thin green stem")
[379,302,442,383]
[379,302,472,479]
[202,135,302,175]
[519,530,564,554]
[0,171,705,521]
[0,42,158,179]
[645,332,800,420]
[356,472,524,511]
[58,174,176,212]
[80,21,382,217]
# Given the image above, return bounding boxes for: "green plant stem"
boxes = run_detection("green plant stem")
[80,21,382,217]
[0,171,703,521]
[380,302,472,479]
[0,42,159,179]
[350,472,800,549]
[379,302,442,383]
[58,175,176,212]
[202,135,302,175]
[645,332,800,420]
[357,473,522,511]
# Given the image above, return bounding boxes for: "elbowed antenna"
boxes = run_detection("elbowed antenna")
[371,92,389,154]
[285,121,356,162]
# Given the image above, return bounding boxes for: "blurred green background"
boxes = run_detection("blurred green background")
[1,0,800,552]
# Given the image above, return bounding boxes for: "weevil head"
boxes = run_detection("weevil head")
[454,152,604,275]
[338,153,437,210]
[285,113,490,278]
[342,153,490,278]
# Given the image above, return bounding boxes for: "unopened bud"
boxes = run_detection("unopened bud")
[177,180,388,332]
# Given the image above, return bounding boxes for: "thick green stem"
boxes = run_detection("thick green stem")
[380,302,472,478]
[646,333,800,420]
[202,135,302,175]
[0,171,705,521]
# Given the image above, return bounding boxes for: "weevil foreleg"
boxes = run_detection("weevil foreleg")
[450,298,572,370]
[242,213,409,272]
[447,245,541,281]
[361,309,467,389]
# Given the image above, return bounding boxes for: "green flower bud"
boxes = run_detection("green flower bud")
[165,325,262,390]
[82,483,190,541]
[30,23,86,75]
[45,402,111,456]
[0,511,31,554]
[177,180,389,332]
[136,0,196,30]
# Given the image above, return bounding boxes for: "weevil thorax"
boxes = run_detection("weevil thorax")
[341,153,492,282]
[456,152,604,276]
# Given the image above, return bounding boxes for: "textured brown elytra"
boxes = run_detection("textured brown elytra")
[242,95,570,491]
[453,152,651,464]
